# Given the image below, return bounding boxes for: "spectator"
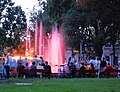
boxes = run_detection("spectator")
[24,63,30,78]
[30,62,37,78]
[104,63,113,78]
[44,61,51,79]
[23,58,29,67]
[79,63,86,78]
[85,65,90,78]
[39,57,45,66]
[96,57,101,70]
[37,63,44,78]
[4,55,10,79]
[89,57,97,69]
[32,55,39,66]
[68,54,76,66]
[17,63,25,78]
[90,63,96,77]
[63,63,71,78]
[69,62,76,78]
[17,57,23,67]
[10,58,17,78]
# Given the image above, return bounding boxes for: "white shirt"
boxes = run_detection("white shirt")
[89,59,97,69]
[37,65,44,75]
[32,58,38,66]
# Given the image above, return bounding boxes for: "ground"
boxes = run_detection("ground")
[0,78,120,92]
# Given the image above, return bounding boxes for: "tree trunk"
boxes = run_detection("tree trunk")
[94,42,103,59]
[112,40,116,65]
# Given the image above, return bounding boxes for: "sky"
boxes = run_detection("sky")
[12,0,38,11]
[12,0,39,20]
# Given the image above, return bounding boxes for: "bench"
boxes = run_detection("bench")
[20,69,49,78]
[21,69,48,73]
[100,69,120,78]
[76,69,98,78]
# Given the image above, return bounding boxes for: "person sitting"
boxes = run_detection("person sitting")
[63,63,71,78]
[30,62,37,78]
[79,63,86,78]
[44,61,51,79]
[17,63,25,78]
[90,63,96,78]
[69,62,76,78]
[24,63,30,78]
[10,58,17,78]
[104,63,113,78]
[37,63,44,78]
[85,65,90,78]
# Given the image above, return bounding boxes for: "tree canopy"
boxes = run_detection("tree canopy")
[0,0,27,53]
[35,0,120,60]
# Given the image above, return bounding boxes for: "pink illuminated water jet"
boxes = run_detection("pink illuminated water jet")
[25,25,31,56]
[39,21,43,56]
[35,21,38,55]
[35,21,65,73]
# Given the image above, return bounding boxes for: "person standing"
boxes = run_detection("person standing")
[23,58,29,67]
[32,55,39,66]
[17,57,23,66]
[39,57,45,66]
[68,54,76,66]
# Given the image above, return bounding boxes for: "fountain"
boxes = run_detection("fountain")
[25,25,31,57]
[35,21,65,73]
[35,21,38,55]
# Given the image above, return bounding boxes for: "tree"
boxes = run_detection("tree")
[88,0,120,62]
[41,0,75,26]
[63,0,120,60]
[36,0,120,61]
[0,0,27,53]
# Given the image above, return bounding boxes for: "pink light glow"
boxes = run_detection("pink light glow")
[25,25,31,56]
[35,21,65,73]
[47,26,65,72]
[35,21,38,55]
[39,21,43,55]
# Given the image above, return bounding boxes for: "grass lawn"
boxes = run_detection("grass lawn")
[0,78,120,92]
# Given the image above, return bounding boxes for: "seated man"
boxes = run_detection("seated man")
[30,62,37,78]
[44,61,51,79]
[79,63,86,78]
[17,63,25,78]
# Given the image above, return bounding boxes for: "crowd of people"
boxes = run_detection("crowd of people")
[0,55,51,79]
[60,54,120,78]
[0,54,120,79]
